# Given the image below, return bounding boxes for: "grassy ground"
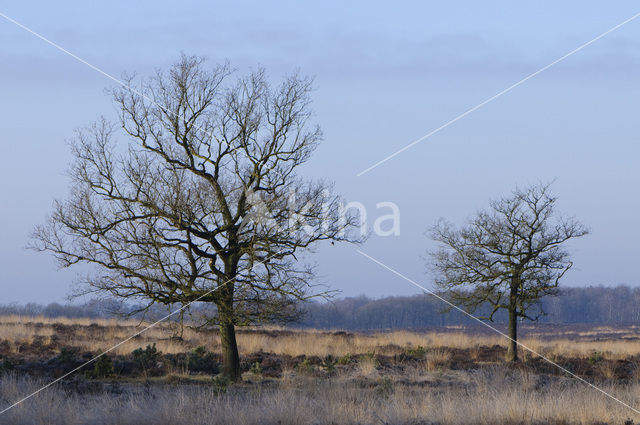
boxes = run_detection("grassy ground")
[1,316,640,424]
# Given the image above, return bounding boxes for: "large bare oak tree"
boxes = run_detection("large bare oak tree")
[428,183,588,361]
[32,55,359,380]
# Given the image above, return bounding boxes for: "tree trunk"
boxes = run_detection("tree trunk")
[218,257,240,382]
[219,319,240,381]
[506,280,518,362]
[506,305,518,362]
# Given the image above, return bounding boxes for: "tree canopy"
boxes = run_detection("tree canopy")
[32,55,360,379]
[429,182,588,361]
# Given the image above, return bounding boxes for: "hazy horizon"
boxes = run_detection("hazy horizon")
[3,1,640,303]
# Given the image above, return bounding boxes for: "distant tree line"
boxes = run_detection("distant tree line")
[296,286,640,330]
[4,286,640,329]
[0,299,126,319]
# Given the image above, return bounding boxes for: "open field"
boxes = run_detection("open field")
[2,369,640,425]
[1,316,640,424]
[3,315,640,360]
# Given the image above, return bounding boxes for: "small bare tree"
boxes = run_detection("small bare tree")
[428,183,588,361]
[32,55,360,380]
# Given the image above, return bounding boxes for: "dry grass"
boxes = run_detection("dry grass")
[1,317,640,423]
[424,348,452,371]
[597,361,618,381]
[0,368,638,425]
[356,353,379,376]
[518,337,640,361]
[3,316,640,361]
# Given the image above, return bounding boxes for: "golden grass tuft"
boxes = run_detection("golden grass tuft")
[424,348,452,371]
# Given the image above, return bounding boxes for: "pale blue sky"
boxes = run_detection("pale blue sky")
[2,1,640,303]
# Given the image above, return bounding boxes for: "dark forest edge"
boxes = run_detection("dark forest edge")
[4,285,640,329]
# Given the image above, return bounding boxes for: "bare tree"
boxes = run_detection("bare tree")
[428,183,588,361]
[32,55,360,380]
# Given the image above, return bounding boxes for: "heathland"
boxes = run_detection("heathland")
[0,316,640,424]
